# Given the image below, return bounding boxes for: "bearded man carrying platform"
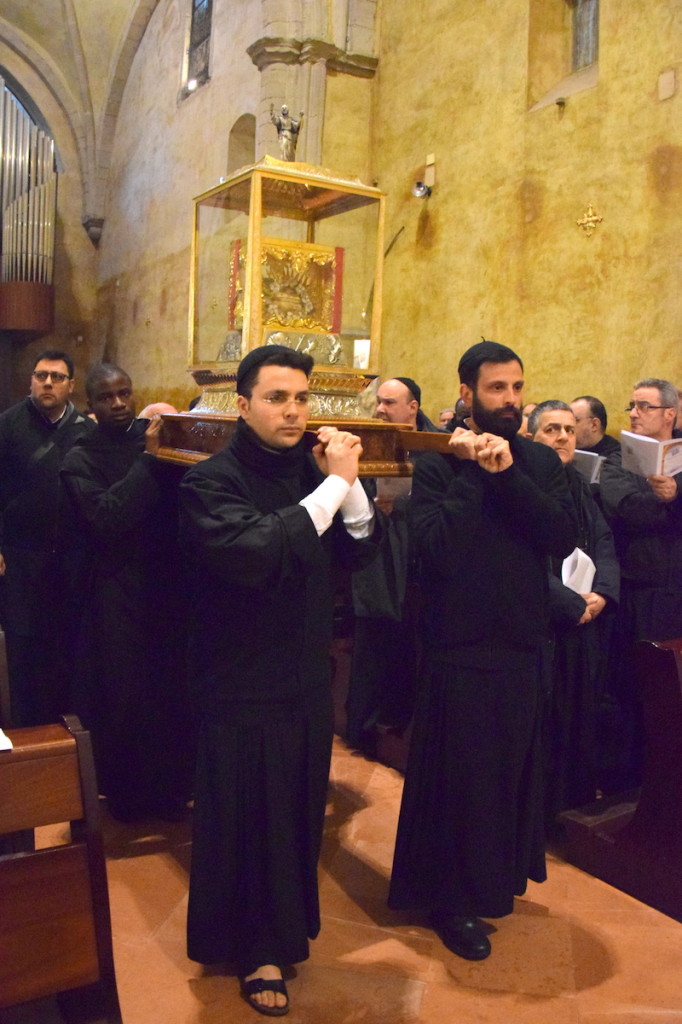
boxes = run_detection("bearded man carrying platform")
[180,344,380,1017]
[388,340,577,961]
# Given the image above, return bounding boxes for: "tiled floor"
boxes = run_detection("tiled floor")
[4,736,682,1024]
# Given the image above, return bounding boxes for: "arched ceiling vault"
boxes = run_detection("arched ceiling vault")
[0,0,160,235]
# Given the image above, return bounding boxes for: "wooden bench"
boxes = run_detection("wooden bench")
[0,714,123,1022]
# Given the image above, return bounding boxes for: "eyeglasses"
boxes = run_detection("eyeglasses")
[33,370,71,383]
[624,401,672,413]
[261,394,308,406]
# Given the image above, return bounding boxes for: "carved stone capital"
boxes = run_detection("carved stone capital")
[326,49,378,78]
[247,37,301,69]
[247,36,377,78]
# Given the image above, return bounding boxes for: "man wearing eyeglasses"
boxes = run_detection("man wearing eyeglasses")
[599,378,682,789]
[0,349,94,725]
[179,344,379,1016]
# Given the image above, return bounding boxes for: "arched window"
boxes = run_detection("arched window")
[527,1,599,111]
[227,115,256,175]
[182,0,213,95]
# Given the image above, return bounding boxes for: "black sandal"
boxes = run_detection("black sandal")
[240,976,289,1017]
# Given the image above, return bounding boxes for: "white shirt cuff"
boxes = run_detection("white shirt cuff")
[299,475,374,537]
[340,478,375,538]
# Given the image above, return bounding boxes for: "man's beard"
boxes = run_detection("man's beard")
[471,392,522,439]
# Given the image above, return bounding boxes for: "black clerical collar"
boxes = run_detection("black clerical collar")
[231,417,308,478]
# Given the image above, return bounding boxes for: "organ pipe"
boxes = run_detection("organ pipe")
[0,77,57,285]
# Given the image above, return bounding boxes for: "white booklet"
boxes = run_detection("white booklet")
[562,547,596,595]
[573,449,605,484]
[620,430,682,477]
[0,728,13,751]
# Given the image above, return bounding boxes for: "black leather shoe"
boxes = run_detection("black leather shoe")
[430,914,491,960]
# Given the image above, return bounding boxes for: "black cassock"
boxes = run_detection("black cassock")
[59,420,192,819]
[545,464,620,822]
[179,419,378,974]
[0,397,94,724]
[389,436,577,919]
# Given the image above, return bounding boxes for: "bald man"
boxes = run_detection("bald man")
[347,376,438,757]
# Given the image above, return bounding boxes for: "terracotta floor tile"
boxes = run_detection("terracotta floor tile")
[420,984,582,1023]
[106,846,190,944]
[580,1013,682,1023]
[570,923,682,1012]
[287,962,426,1024]
[342,805,401,848]
[425,913,576,997]
[527,857,676,924]
[6,736,682,1024]
[313,916,436,980]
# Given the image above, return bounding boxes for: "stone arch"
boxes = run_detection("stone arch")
[0,18,83,186]
[93,0,161,225]
[227,114,257,174]
[0,1,161,233]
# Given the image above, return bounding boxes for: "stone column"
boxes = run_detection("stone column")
[299,52,328,165]
[248,0,378,166]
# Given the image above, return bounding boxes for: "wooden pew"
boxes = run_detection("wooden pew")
[0,715,123,1023]
[561,638,682,922]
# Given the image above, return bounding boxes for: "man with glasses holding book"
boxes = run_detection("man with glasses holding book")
[0,350,93,725]
[599,378,682,788]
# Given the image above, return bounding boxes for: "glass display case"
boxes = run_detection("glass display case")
[188,157,385,417]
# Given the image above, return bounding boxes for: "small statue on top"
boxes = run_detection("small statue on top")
[270,104,304,161]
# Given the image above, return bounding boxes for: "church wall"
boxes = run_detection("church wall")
[96,0,682,423]
[322,71,372,183]
[371,0,682,429]
[98,0,379,409]
[96,0,262,410]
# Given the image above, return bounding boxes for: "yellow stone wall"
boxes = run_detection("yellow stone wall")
[322,71,373,184]
[93,0,682,426]
[95,0,262,411]
[369,0,682,427]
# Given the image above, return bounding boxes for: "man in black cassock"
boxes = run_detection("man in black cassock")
[569,395,621,460]
[347,375,438,756]
[388,341,577,961]
[0,349,93,725]
[598,377,682,788]
[59,363,192,821]
[528,401,619,824]
[179,345,378,1017]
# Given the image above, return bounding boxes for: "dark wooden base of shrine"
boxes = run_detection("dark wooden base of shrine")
[157,412,451,476]
[559,639,682,923]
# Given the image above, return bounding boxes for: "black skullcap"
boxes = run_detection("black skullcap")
[393,376,421,406]
[236,344,313,395]
[457,339,523,387]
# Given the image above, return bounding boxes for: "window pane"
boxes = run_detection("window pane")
[190,0,212,48]
[573,0,599,70]
[187,0,212,85]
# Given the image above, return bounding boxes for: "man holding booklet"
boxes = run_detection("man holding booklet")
[528,401,619,825]
[599,378,682,787]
